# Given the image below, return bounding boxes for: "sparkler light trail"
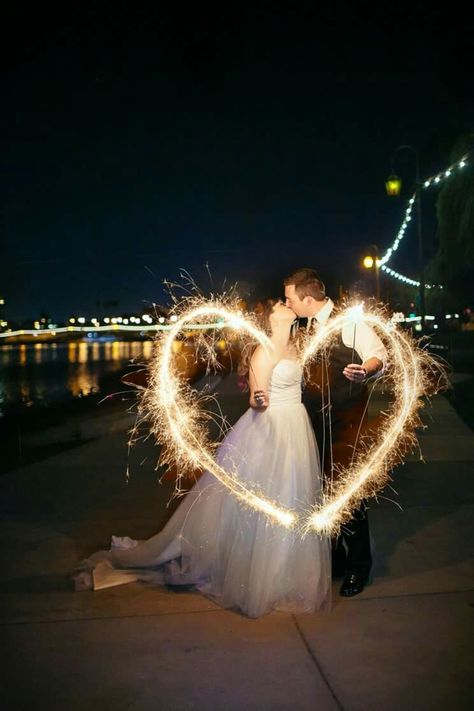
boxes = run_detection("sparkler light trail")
[136,297,446,537]
[138,299,296,528]
[301,306,444,535]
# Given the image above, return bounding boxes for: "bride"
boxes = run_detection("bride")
[74,299,331,618]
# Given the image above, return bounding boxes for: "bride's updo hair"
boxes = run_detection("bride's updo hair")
[237,298,279,385]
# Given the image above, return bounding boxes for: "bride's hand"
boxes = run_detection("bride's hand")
[252,390,269,409]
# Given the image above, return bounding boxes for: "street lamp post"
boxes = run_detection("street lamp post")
[386,144,425,327]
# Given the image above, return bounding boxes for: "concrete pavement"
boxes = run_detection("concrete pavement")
[1,375,473,710]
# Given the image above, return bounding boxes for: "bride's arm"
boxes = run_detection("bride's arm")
[248,346,274,409]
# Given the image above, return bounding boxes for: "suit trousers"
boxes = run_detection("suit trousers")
[311,400,373,576]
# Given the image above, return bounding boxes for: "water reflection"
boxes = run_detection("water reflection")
[78,342,88,364]
[19,344,26,366]
[0,339,154,409]
[111,341,120,361]
[34,343,43,364]
[67,367,100,398]
[0,340,153,367]
[92,343,100,362]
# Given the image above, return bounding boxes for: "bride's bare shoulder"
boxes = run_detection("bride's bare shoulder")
[250,344,276,368]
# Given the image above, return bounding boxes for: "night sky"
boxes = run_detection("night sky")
[1,3,472,321]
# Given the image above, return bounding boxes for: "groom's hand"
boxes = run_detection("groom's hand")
[343,364,367,383]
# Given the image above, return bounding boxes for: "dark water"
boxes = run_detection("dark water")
[0,340,153,411]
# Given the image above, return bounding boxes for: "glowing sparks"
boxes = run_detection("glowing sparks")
[345,301,365,324]
[137,297,446,536]
[139,300,296,528]
[302,308,438,535]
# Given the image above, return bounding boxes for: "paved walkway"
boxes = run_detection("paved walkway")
[1,376,473,710]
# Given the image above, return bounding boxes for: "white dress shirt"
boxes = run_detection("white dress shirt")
[311,298,387,367]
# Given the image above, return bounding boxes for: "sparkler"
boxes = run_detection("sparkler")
[137,299,296,528]
[301,306,444,535]
[136,296,446,537]
[346,302,364,397]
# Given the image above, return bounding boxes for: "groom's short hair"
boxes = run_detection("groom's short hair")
[284,268,326,301]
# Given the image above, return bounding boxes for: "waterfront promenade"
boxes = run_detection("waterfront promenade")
[1,374,473,710]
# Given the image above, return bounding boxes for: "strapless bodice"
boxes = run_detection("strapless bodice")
[268,359,303,406]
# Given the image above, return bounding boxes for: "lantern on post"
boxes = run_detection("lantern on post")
[385,174,402,197]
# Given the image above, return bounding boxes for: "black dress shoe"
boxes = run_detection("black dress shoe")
[339,572,369,597]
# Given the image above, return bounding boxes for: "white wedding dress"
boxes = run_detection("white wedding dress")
[74,359,331,618]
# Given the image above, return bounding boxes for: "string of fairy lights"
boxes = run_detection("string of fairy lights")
[1,153,470,338]
[378,154,470,288]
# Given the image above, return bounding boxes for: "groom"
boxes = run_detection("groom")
[284,268,387,597]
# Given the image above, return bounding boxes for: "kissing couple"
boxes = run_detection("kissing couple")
[74,268,386,618]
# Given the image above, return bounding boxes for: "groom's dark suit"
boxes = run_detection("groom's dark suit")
[300,302,385,579]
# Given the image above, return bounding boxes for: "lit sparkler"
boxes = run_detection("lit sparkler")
[301,306,443,535]
[137,297,446,537]
[138,300,296,528]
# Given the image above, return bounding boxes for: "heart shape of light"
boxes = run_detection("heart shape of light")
[140,300,433,536]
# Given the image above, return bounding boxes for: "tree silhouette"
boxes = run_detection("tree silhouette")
[427,134,474,304]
